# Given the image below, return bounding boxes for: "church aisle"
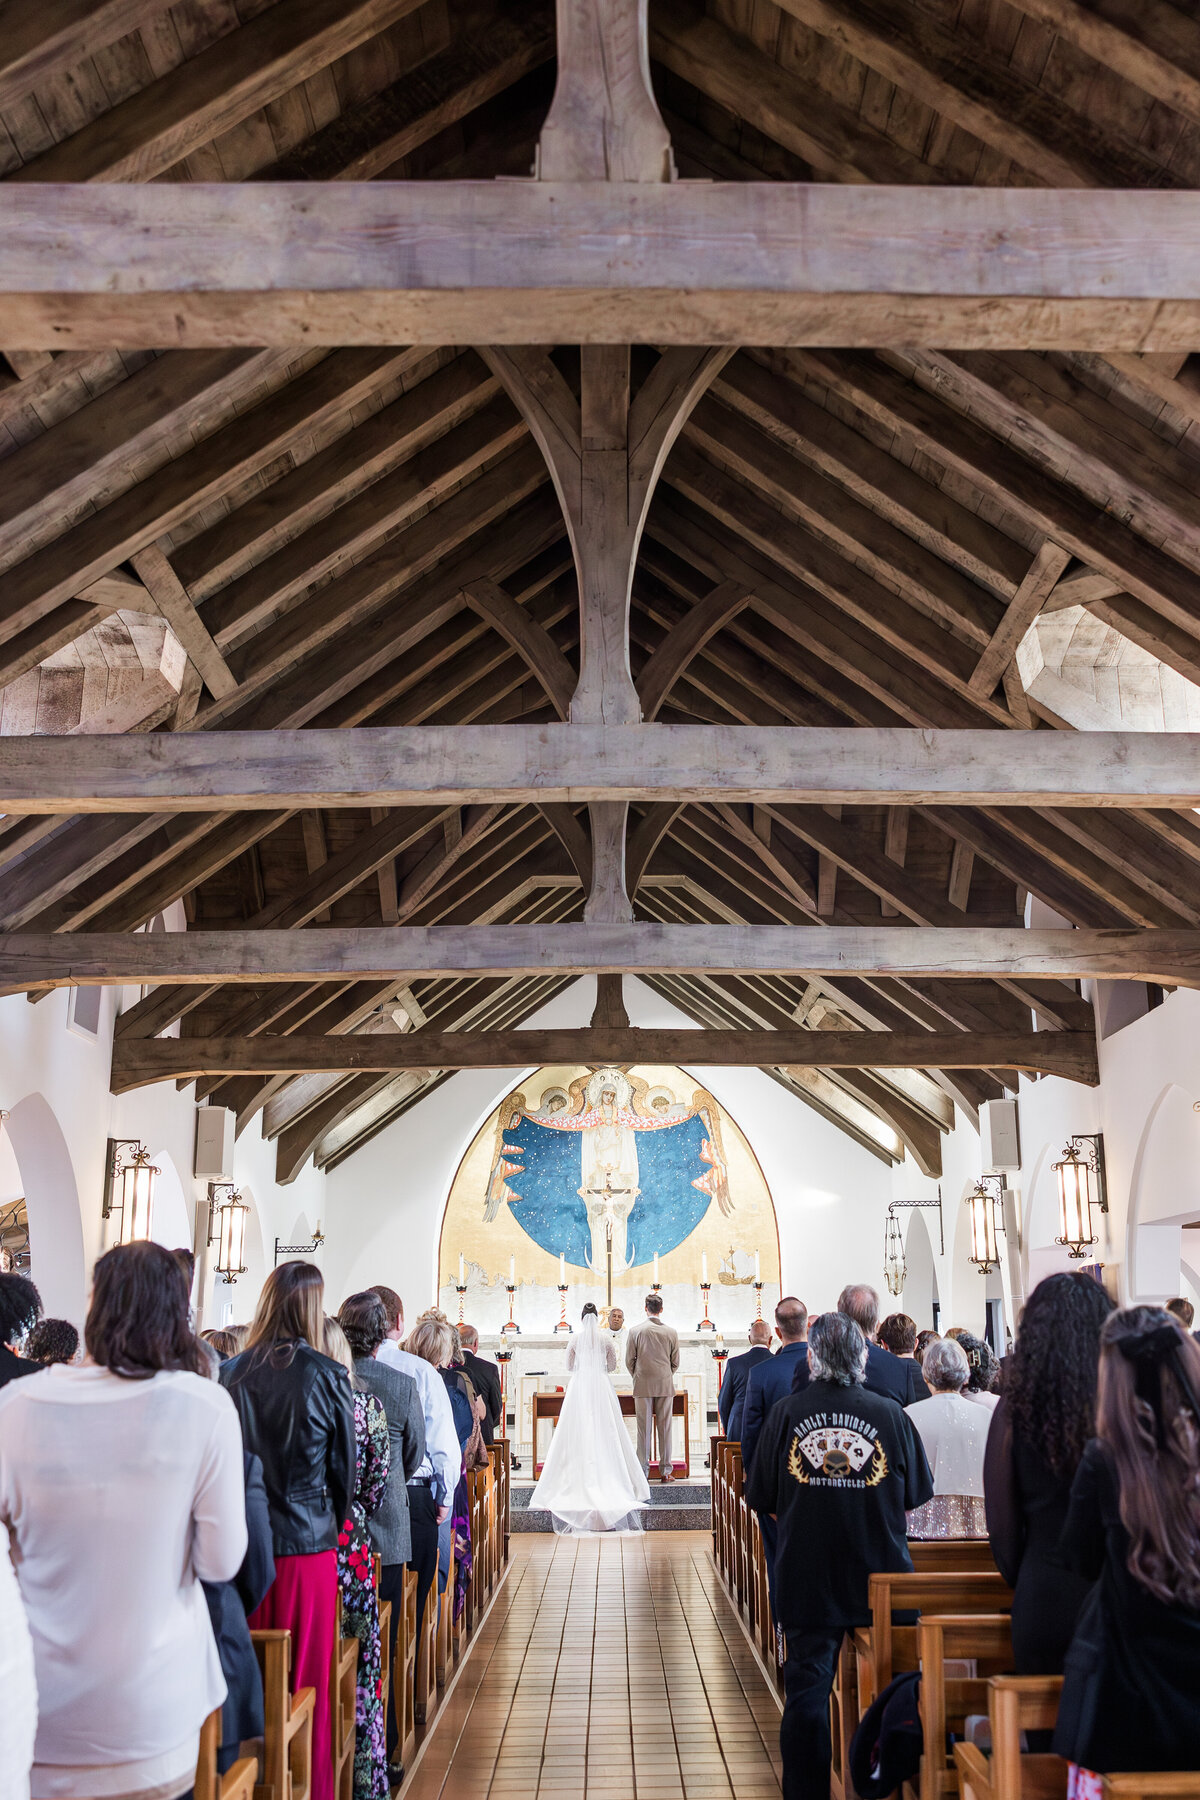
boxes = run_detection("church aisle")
[402,1533,783,1800]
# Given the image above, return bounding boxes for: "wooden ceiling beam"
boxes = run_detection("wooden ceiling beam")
[11,183,1200,349]
[12,0,426,184]
[1002,0,1200,136]
[0,0,172,113]
[109,1026,1100,1092]
[7,723,1200,811]
[7,924,1200,992]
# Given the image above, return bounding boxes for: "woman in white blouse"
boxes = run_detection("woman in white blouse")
[0,1242,247,1800]
[905,1335,992,1539]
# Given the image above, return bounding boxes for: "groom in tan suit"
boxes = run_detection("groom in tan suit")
[626,1293,680,1482]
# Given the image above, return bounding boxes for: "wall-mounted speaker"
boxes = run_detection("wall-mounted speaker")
[980,1098,1020,1173]
[194,1106,235,1180]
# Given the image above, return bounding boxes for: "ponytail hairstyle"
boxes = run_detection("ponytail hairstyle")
[1096,1305,1200,1609]
[244,1260,325,1365]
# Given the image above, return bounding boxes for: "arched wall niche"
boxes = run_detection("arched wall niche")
[1126,1082,1200,1300]
[897,1206,938,1329]
[2,1094,87,1323]
[437,1062,781,1335]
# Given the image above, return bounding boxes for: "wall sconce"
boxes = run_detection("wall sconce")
[883,1207,907,1296]
[102,1138,158,1244]
[967,1175,1004,1274]
[273,1223,325,1266]
[208,1182,249,1283]
[1053,1133,1107,1259]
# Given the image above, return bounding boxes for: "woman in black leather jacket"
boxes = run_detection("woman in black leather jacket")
[220,1262,354,1800]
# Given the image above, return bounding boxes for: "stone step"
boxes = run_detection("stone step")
[511,1501,711,1534]
[511,1481,710,1509]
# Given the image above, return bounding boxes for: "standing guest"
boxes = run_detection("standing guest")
[742,1299,810,1474]
[323,1320,390,1800]
[24,1319,78,1367]
[221,1263,355,1800]
[1054,1307,1200,1781]
[877,1313,919,1361]
[0,1241,246,1800]
[370,1283,458,1767]
[746,1312,933,1800]
[838,1285,930,1404]
[201,1448,274,1777]
[201,1327,239,1362]
[957,1332,1000,1410]
[719,1320,773,1441]
[407,1314,476,1616]
[915,1329,941,1366]
[457,1323,502,1445]
[984,1270,1115,1673]
[0,1274,41,1388]
[1165,1296,1194,1331]
[337,1291,424,1776]
[625,1293,681,1482]
[905,1337,990,1539]
[0,1508,36,1800]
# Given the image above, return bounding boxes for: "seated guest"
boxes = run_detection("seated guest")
[0,1274,41,1388]
[718,1320,773,1441]
[984,1270,1114,1673]
[24,1318,78,1367]
[1054,1306,1200,1781]
[0,1242,246,1800]
[838,1285,930,1404]
[746,1312,933,1800]
[323,1319,390,1800]
[457,1323,502,1445]
[1166,1296,1194,1331]
[957,1332,1000,1410]
[877,1313,918,1361]
[915,1328,941,1366]
[221,1263,355,1800]
[338,1288,425,1783]
[906,1337,990,1539]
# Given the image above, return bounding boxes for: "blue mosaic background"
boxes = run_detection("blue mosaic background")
[500,1111,713,1270]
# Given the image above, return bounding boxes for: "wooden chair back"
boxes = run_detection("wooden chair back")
[909,1540,997,1574]
[856,1571,1012,1712]
[954,1676,1065,1800]
[331,1597,359,1800]
[195,1708,258,1800]
[249,1630,315,1800]
[916,1613,1013,1800]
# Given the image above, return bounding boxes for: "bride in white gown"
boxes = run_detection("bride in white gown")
[529,1304,651,1532]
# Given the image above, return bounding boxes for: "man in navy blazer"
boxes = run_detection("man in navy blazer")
[718,1320,773,1441]
[740,1298,810,1477]
[838,1283,930,1405]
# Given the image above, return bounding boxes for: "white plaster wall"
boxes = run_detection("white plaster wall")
[0,982,327,1330]
[323,976,905,1326]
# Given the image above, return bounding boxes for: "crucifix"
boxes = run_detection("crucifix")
[584,1168,639,1312]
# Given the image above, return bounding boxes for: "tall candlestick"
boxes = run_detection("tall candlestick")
[754,1249,761,1281]
[701,1252,708,1283]
[653,1252,659,1284]
[559,1251,565,1284]
[458,1251,465,1284]
[509,1253,515,1283]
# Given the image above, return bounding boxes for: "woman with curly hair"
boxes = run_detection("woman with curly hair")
[984,1271,1114,1672]
[0,1272,41,1388]
[1054,1306,1200,1786]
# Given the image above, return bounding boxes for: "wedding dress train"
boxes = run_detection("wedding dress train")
[529,1313,651,1532]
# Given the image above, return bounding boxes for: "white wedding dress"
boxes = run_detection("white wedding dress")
[529,1315,651,1533]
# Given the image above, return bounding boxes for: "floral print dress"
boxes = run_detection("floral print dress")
[338,1390,390,1800]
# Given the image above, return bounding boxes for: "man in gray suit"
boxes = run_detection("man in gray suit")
[626,1292,680,1482]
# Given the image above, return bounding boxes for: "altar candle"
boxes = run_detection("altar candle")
[754,1250,761,1281]
[509,1254,515,1284]
[559,1252,566,1285]
[653,1252,659,1284]
[701,1252,708,1283]
[458,1252,465,1284]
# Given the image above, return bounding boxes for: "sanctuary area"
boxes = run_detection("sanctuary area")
[3,4,1200,1800]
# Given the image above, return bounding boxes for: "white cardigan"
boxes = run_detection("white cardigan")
[0,1366,246,1799]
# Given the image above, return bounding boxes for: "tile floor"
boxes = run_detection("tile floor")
[402,1532,783,1800]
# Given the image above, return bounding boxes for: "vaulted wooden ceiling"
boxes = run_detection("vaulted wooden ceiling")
[3,0,1200,1180]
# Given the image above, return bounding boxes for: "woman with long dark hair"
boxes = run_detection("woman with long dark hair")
[0,1241,246,1800]
[220,1263,355,1800]
[984,1271,1115,1672]
[1055,1306,1200,1784]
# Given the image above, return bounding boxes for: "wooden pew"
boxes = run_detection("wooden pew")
[374,1557,392,1738]
[954,1676,1065,1800]
[916,1613,1014,1800]
[1103,1780,1200,1800]
[910,1540,997,1573]
[331,1599,359,1800]
[250,1630,315,1800]
[196,1709,258,1800]
[395,1567,418,1767]
[855,1571,1012,1715]
[830,1632,860,1800]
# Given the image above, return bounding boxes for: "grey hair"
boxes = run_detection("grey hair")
[923,1335,970,1393]
[808,1312,868,1387]
[838,1283,880,1339]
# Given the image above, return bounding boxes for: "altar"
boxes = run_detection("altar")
[485,1330,720,1477]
